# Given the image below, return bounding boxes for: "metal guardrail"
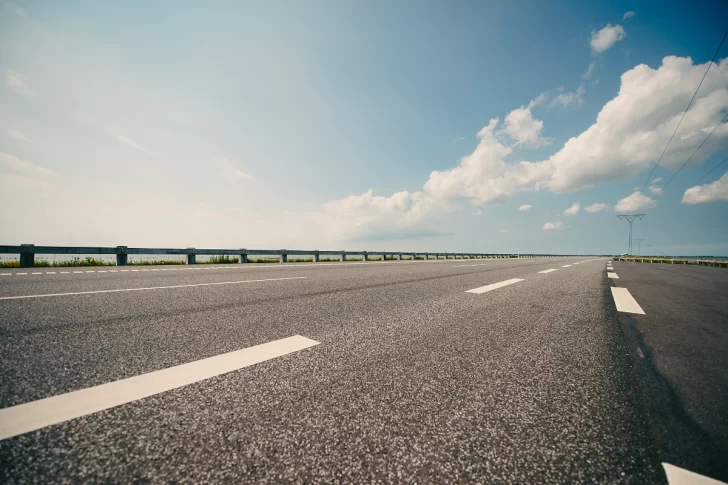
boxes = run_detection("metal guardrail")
[613,257,728,268]
[0,244,581,268]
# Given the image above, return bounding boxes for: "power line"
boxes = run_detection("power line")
[659,111,728,194]
[693,154,728,186]
[641,30,728,193]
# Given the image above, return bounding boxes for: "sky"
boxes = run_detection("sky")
[1,0,727,256]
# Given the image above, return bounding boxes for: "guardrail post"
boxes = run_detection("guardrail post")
[412,253,416,260]
[20,244,35,268]
[280,250,287,263]
[341,251,346,262]
[239,250,247,263]
[116,246,128,266]
[363,251,368,261]
[313,251,319,263]
[186,248,196,265]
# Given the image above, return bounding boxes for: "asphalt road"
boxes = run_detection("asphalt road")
[609,260,728,482]
[0,257,723,483]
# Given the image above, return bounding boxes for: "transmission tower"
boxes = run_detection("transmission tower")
[634,238,645,256]
[617,214,645,255]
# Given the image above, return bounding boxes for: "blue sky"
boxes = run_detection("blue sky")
[1,0,727,255]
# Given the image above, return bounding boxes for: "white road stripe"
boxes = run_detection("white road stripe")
[85,271,95,273]
[73,271,83,274]
[637,348,644,359]
[611,287,645,314]
[453,264,488,267]
[46,272,56,274]
[662,463,727,485]
[538,269,558,274]
[561,264,572,267]
[1,273,10,276]
[0,335,319,441]
[466,278,524,294]
[60,271,70,274]
[98,271,107,273]
[608,272,619,279]
[32,272,42,275]
[16,273,27,275]
[0,276,307,301]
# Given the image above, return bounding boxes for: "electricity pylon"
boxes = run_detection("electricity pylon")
[617,214,645,255]
[634,238,645,256]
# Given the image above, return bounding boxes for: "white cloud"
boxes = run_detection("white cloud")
[518,204,532,211]
[590,24,626,53]
[454,135,465,142]
[563,202,580,215]
[472,209,482,216]
[582,61,596,80]
[8,129,30,141]
[550,85,585,108]
[499,229,509,233]
[545,56,728,193]
[5,70,36,97]
[614,191,656,212]
[499,105,551,147]
[682,171,728,204]
[0,151,54,176]
[623,11,636,20]
[648,185,663,195]
[543,221,563,230]
[584,202,608,213]
[651,177,662,183]
[116,135,155,154]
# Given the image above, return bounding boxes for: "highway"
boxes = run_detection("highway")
[0,257,725,483]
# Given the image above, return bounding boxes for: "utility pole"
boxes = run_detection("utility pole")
[646,244,654,256]
[617,214,645,255]
[634,238,645,256]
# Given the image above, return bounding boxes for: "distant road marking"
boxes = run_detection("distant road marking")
[573,263,580,265]
[0,335,320,441]
[608,272,619,279]
[454,263,488,267]
[46,272,56,274]
[16,273,27,275]
[662,463,727,485]
[637,348,644,359]
[98,270,107,273]
[562,264,572,267]
[611,287,645,314]
[85,271,95,273]
[538,269,558,274]
[0,276,307,301]
[466,278,524,294]
[32,272,42,275]
[1,273,10,276]
[73,271,83,274]
[60,271,69,274]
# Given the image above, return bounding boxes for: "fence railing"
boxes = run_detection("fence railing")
[613,257,728,268]
[0,244,582,268]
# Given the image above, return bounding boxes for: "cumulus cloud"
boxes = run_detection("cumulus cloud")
[499,105,551,147]
[550,85,585,108]
[543,221,563,230]
[116,135,155,154]
[8,129,30,141]
[563,202,580,215]
[518,204,532,211]
[590,24,626,53]
[0,151,54,176]
[545,56,728,193]
[585,202,608,213]
[648,185,663,195]
[615,191,657,211]
[682,171,728,204]
[5,70,36,97]
[306,56,728,241]
[623,11,636,20]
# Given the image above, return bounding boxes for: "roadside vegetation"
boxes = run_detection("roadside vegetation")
[248,258,280,263]
[287,258,313,263]
[128,259,185,265]
[0,257,115,268]
[201,255,239,264]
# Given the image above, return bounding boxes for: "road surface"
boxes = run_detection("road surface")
[0,257,725,483]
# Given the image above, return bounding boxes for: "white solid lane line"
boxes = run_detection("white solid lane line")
[466,278,524,294]
[453,264,488,267]
[610,287,645,314]
[662,463,727,485]
[0,335,319,441]
[0,276,307,301]
[561,264,572,267]
[538,269,558,274]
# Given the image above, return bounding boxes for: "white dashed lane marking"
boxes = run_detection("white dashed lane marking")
[466,278,524,294]
[610,287,645,314]
[608,272,619,279]
[0,335,320,441]
[561,265,572,267]
[662,463,727,485]
[538,269,558,274]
